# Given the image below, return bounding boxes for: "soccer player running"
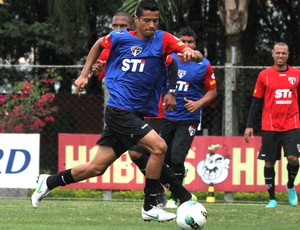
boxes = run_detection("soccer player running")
[160,27,217,208]
[244,42,300,208]
[90,11,196,207]
[31,0,203,222]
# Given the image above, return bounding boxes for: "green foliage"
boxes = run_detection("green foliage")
[112,190,144,200]
[27,188,298,203]
[49,188,103,198]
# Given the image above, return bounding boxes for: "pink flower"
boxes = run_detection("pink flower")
[0,95,6,103]
[22,82,32,93]
[14,125,24,133]
[45,116,55,122]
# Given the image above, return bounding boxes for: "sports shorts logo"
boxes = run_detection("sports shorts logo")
[131,46,142,57]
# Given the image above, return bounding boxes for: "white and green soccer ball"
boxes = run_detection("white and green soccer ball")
[176,201,208,230]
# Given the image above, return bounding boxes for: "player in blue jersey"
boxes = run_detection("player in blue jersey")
[31,0,203,222]
[161,27,217,208]
[89,11,197,209]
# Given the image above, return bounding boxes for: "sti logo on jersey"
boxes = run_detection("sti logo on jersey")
[178,70,186,79]
[131,46,142,57]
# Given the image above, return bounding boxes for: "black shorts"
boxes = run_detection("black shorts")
[97,106,152,157]
[160,119,199,165]
[129,118,164,155]
[258,129,300,161]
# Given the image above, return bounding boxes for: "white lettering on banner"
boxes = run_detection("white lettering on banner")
[0,134,40,188]
[59,135,300,192]
[64,146,144,184]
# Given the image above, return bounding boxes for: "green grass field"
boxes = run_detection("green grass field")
[0,199,299,230]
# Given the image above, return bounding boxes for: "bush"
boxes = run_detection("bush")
[0,72,58,133]
[28,188,297,203]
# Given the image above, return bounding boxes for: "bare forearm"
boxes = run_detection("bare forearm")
[80,38,103,77]
[198,88,217,107]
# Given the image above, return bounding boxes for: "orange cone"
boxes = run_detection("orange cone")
[206,183,216,203]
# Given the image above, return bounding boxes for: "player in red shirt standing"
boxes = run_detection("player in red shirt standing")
[244,42,300,208]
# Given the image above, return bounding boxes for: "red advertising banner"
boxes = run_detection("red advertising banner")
[58,134,300,192]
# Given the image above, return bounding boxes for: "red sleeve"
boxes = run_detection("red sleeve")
[162,32,187,58]
[95,37,111,82]
[96,49,110,82]
[102,35,112,50]
[203,64,217,90]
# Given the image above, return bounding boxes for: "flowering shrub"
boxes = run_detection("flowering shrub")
[0,78,58,133]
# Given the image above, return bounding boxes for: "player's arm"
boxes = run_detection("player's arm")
[167,56,178,91]
[184,88,217,113]
[184,64,217,112]
[162,32,203,63]
[163,56,178,111]
[244,97,263,143]
[75,37,104,95]
[178,47,203,63]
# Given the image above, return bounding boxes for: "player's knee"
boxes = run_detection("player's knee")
[287,156,299,167]
[88,164,107,177]
[129,150,142,160]
[152,139,167,157]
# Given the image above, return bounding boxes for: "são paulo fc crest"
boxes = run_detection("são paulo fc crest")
[131,46,143,57]
[188,125,196,136]
[178,69,187,78]
[288,77,296,85]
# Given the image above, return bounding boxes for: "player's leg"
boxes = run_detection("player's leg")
[282,129,300,207]
[129,149,196,207]
[166,122,197,208]
[129,149,167,206]
[138,129,176,222]
[31,145,117,208]
[264,160,277,208]
[259,131,280,208]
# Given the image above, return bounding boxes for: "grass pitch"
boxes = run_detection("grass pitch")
[0,199,299,230]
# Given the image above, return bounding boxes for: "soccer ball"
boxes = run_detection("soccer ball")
[176,201,207,230]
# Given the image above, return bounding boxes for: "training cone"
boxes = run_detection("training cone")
[206,183,216,203]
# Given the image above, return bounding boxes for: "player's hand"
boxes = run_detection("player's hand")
[91,60,106,76]
[244,128,254,143]
[163,93,176,111]
[184,97,200,112]
[74,75,88,96]
[177,49,203,62]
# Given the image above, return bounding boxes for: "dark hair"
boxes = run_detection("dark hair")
[272,42,289,52]
[114,11,134,25]
[177,27,197,40]
[135,0,159,18]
